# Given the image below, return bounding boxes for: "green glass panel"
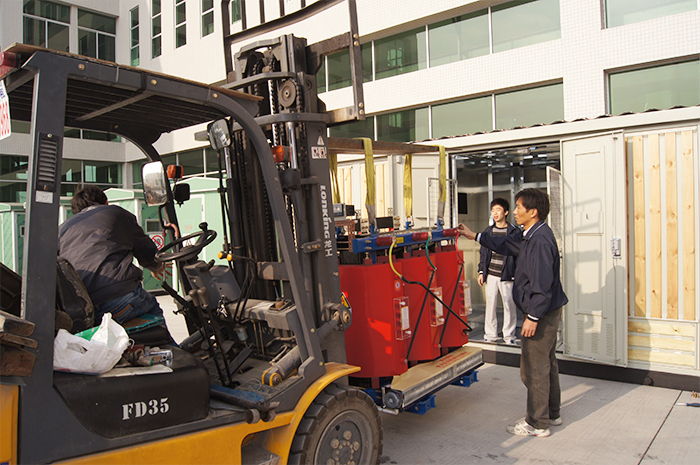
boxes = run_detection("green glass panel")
[362,43,373,83]
[131,7,140,28]
[202,0,214,11]
[374,27,427,80]
[61,159,82,183]
[152,15,162,36]
[78,29,97,58]
[61,183,81,197]
[131,46,140,66]
[205,148,221,174]
[98,34,116,61]
[0,156,29,181]
[202,11,214,36]
[0,183,27,203]
[152,36,162,58]
[23,0,69,23]
[376,108,429,142]
[495,83,563,129]
[231,0,241,22]
[609,61,700,114]
[606,0,696,28]
[152,0,161,16]
[176,2,187,25]
[317,58,326,93]
[10,120,31,134]
[47,22,69,52]
[78,10,117,34]
[176,24,187,48]
[132,27,139,47]
[429,10,489,67]
[492,0,560,53]
[328,49,351,91]
[329,116,375,139]
[133,161,145,185]
[84,161,122,185]
[23,17,46,47]
[432,96,493,138]
[64,128,81,139]
[177,149,205,176]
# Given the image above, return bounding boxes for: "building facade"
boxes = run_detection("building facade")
[1,0,699,380]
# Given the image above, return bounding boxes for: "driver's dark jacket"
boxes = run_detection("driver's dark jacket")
[58,205,159,306]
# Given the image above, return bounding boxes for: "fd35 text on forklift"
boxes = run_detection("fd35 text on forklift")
[0,18,480,465]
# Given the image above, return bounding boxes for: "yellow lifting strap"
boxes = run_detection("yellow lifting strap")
[403,153,413,219]
[438,145,447,222]
[329,151,341,204]
[357,137,376,226]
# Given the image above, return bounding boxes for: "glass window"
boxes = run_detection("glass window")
[152,0,162,58]
[78,10,117,61]
[0,156,29,181]
[605,0,697,28]
[61,159,82,183]
[132,161,145,186]
[176,0,187,48]
[231,0,242,23]
[23,0,69,52]
[432,96,493,138]
[10,120,31,134]
[374,27,427,80]
[325,43,372,92]
[84,161,121,185]
[0,182,27,203]
[609,61,700,114]
[23,0,70,23]
[376,108,429,143]
[205,148,221,174]
[78,10,117,34]
[317,58,326,93]
[492,0,561,53]
[202,0,214,37]
[161,154,177,168]
[130,7,140,66]
[429,10,489,67]
[177,149,205,176]
[495,83,564,129]
[329,116,375,139]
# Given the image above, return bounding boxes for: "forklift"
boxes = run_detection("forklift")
[0,5,480,464]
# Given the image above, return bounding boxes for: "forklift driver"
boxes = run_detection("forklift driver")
[58,185,173,335]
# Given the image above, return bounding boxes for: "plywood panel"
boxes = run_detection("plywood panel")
[665,133,678,319]
[648,134,662,318]
[628,320,696,337]
[680,131,695,321]
[632,136,646,317]
[628,349,695,366]
[628,335,695,351]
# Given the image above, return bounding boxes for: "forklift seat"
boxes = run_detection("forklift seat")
[53,257,211,437]
[55,257,172,345]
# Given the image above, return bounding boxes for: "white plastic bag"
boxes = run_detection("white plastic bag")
[53,313,129,375]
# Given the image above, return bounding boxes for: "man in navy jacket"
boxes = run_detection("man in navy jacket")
[459,188,568,437]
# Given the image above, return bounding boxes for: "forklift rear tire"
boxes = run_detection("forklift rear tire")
[288,383,383,465]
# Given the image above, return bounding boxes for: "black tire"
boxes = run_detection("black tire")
[288,383,383,465]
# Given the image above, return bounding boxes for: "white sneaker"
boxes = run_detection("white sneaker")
[550,417,563,426]
[504,339,520,346]
[506,419,551,437]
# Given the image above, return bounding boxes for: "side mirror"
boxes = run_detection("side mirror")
[207,119,231,150]
[142,161,169,206]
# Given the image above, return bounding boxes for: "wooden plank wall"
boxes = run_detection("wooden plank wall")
[628,129,698,369]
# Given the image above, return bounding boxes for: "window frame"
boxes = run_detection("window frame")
[201,0,214,37]
[152,0,163,58]
[175,0,187,48]
[130,6,140,66]
[77,9,117,61]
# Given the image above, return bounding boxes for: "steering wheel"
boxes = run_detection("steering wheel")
[156,229,217,262]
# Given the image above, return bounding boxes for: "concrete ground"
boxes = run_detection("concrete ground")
[158,296,700,465]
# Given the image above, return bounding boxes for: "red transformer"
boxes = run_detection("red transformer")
[398,252,444,362]
[431,246,470,350]
[339,259,410,379]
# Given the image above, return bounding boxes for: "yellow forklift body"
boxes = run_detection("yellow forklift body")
[52,363,358,465]
[0,384,19,465]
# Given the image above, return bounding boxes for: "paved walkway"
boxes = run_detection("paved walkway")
[380,363,699,465]
[158,296,699,464]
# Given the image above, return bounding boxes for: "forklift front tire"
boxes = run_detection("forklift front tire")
[288,383,383,465]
